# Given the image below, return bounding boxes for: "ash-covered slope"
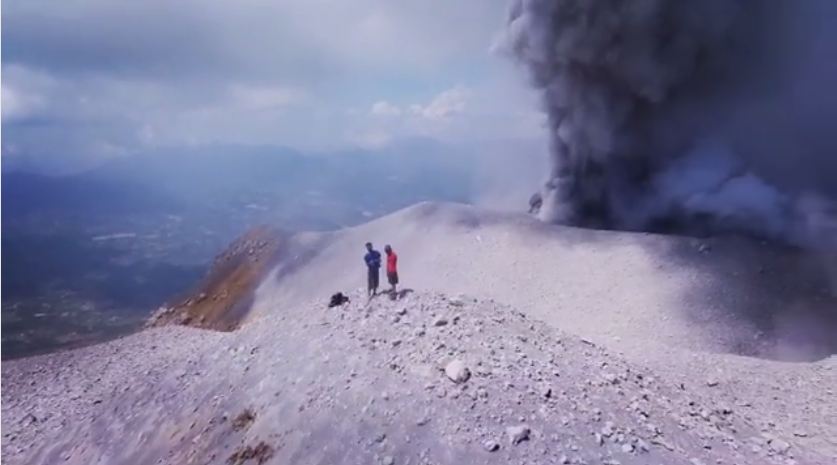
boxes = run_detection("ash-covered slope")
[248,202,837,458]
[2,202,835,464]
[254,202,837,361]
[4,291,831,465]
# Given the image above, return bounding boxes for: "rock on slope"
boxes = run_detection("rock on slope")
[3,291,830,464]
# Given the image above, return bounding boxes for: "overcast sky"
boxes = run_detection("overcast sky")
[2,0,546,174]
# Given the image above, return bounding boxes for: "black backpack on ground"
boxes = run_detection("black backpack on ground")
[328,292,350,308]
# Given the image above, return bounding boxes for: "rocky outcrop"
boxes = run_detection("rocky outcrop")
[147,226,284,331]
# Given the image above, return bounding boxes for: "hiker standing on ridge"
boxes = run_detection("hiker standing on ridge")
[385,244,398,297]
[364,242,382,297]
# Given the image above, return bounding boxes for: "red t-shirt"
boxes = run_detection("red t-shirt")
[386,252,398,273]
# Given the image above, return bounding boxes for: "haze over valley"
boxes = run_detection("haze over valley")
[2,141,542,358]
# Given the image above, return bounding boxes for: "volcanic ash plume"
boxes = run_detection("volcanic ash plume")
[501,0,837,244]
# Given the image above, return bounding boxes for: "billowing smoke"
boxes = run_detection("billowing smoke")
[500,0,837,245]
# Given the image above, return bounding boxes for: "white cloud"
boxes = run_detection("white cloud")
[3,1,547,172]
[409,87,470,121]
[1,66,53,123]
[370,100,401,117]
[350,79,544,150]
[2,86,39,122]
[368,87,470,124]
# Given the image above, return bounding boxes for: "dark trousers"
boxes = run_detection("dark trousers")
[367,267,380,291]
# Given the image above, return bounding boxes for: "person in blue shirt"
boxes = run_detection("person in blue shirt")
[364,242,382,297]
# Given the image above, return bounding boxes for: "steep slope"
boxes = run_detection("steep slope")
[147,226,285,330]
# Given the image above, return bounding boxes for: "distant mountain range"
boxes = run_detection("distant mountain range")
[3,139,474,227]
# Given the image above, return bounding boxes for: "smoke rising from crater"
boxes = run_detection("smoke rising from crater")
[501,0,837,245]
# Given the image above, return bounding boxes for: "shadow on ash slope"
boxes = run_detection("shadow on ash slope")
[3,291,833,465]
[256,202,837,363]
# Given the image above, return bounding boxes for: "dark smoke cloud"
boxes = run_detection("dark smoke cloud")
[500,0,837,246]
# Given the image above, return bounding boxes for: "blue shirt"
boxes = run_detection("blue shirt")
[364,250,381,269]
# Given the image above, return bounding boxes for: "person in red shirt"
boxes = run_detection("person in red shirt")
[384,245,398,297]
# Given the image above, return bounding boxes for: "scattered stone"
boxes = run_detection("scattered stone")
[445,360,471,383]
[506,425,530,445]
[651,437,674,451]
[8,289,828,465]
[231,409,256,431]
[227,441,274,465]
[769,439,791,455]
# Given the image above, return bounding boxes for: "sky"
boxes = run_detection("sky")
[1,0,547,174]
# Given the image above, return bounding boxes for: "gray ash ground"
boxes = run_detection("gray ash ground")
[2,291,830,465]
